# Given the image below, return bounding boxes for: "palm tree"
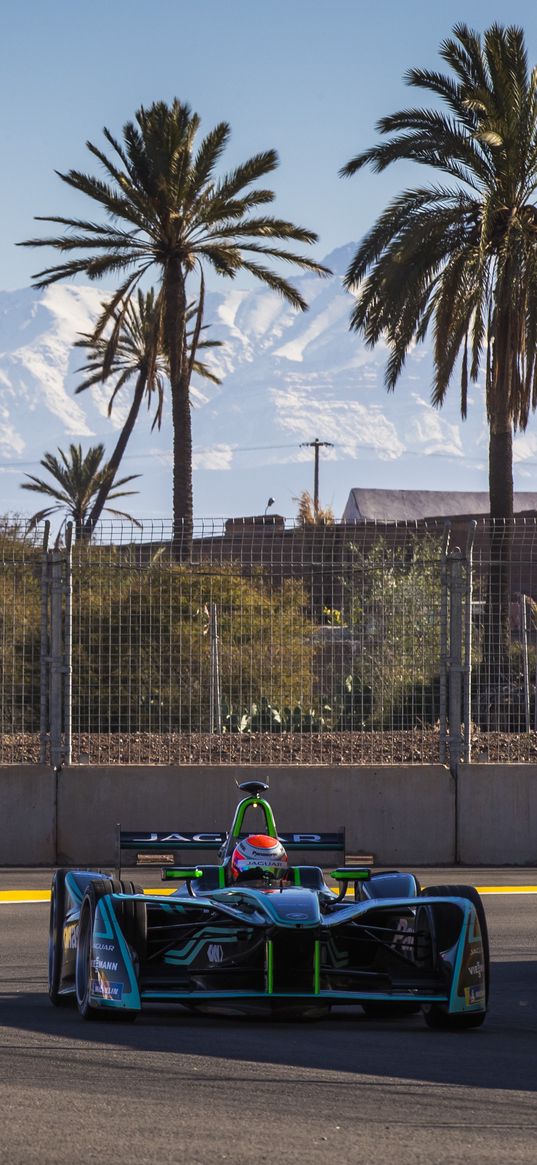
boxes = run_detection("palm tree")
[21,99,329,556]
[341,22,537,674]
[75,289,221,536]
[20,443,141,539]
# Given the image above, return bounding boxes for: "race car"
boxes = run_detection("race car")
[48,780,489,1028]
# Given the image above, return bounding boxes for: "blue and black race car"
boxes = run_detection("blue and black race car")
[48,780,489,1028]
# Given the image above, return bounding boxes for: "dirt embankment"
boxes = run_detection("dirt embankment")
[2,728,537,765]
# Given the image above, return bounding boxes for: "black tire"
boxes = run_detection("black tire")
[425,1008,487,1031]
[111,879,147,960]
[423,883,489,1031]
[75,880,137,1022]
[48,868,71,1007]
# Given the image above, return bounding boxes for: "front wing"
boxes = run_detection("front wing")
[78,889,486,1017]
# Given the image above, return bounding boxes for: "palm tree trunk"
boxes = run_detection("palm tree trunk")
[165,265,193,562]
[83,367,148,539]
[483,394,514,727]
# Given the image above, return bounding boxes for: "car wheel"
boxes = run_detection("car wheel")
[422,884,489,1031]
[48,869,72,1006]
[424,1007,487,1031]
[75,880,137,1022]
[110,879,147,960]
[75,890,100,1020]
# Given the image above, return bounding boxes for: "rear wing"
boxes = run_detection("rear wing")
[117,827,345,876]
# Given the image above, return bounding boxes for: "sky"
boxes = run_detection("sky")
[2,0,537,520]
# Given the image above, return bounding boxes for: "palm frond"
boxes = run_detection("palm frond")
[342,18,537,460]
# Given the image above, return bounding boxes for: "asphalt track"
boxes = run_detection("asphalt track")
[1,869,537,1165]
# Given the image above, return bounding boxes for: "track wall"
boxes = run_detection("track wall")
[2,763,536,866]
[2,765,454,866]
[458,765,537,864]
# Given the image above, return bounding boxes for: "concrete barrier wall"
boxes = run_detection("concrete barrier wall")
[458,765,537,864]
[0,768,56,864]
[1,765,454,866]
[4,763,537,867]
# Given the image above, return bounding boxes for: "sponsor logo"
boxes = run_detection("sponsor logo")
[468,961,484,977]
[64,925,79,951]
[391,917,414,952]
[94,942,115,952]
[92,958,119,972]
[130,831,332,845]
[465,985,486,1006]
[91,979,124,1001]
[207,944,224,964]
[283,834,322,844]
[132,832,225,844]
[245,855,283,868]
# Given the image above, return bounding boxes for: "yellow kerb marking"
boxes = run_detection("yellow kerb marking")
[0,890,51,903]
[0,886,177,904]
[475,886,537,894]
[2,885,537,905]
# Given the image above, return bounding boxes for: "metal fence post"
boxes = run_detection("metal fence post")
[463,521,476,763]
[521,594,531,733]
[39,521,51,764]
[63,523,73,765]
[448,547,465,774]
[209,602,222,733]
[49,549,64,769]
[439,524,451,764]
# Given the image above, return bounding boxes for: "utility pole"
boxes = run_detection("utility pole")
[300,438,334,518]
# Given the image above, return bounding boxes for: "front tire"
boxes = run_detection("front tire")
[75,889,100,1020]
[423,884,489,1031]
[75,880,137,1022]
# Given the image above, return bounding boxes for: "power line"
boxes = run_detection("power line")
[0,439,345,470]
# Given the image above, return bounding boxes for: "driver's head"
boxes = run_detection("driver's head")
[230,834,288,882]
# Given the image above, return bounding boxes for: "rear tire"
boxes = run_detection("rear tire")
[111,879,147,959]
[423,884,489,1031]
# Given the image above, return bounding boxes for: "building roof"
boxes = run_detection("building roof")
[342,488,537,523]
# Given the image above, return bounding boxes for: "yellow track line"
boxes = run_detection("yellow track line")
[2,885,537,904]
[0,888,177,903]
[475,886,537,894]
[0,891,52,903]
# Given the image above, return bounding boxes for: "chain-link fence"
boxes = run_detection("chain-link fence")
[0,520,43,762]
[4,515,537,765]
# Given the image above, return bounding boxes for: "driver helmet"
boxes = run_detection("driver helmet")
[231,834,288,882]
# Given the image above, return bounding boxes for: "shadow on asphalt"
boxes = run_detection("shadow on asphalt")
[2,960,537,1093]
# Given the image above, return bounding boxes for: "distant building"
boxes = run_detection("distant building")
[342,488,537,523]
[224,514,285,532]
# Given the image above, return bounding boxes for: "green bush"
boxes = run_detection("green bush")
[70,551,316,733]
[0,523,42,733]
[339,535,443,729]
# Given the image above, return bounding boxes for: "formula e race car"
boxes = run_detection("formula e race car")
[48,781,489,1028]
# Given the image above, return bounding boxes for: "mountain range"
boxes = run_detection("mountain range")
[1,243,536,523]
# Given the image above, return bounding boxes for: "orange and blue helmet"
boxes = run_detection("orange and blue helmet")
[230,834,288,882]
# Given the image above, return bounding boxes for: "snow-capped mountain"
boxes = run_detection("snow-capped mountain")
[1,244,534,522]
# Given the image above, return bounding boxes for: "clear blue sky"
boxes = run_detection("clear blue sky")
[3,0,537,290]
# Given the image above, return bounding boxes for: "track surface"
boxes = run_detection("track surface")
[1,869,537,1165]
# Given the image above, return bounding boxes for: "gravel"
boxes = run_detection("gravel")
[3,728,537,765]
